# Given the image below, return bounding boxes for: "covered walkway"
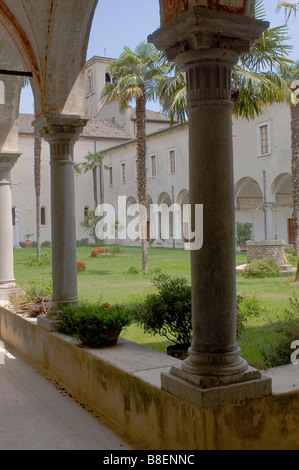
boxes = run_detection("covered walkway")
[0,340,133,450]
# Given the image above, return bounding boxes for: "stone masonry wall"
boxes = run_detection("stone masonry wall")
[246,240,286,266]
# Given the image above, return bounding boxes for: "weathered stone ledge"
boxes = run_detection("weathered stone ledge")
[0,307,299,450]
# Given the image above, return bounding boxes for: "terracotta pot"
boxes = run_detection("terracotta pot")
[167,343,190,361]
[24,240,32,248]
[102,328,122,346]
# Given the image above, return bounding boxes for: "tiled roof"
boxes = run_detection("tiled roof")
[130,107,171,122]
[16,114,133,140]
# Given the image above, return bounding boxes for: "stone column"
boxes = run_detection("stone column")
[149,4,272,406]
[0,153,20,299]
[33,115,88,330]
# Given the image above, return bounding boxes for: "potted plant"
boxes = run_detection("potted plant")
[57,301,131,347]
[132,275,193,360]
[24,232,34,248]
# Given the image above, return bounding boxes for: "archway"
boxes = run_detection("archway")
[271,173,293,243]
[235,177,264,241]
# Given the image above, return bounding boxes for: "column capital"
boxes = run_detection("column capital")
[0,152,21,170]
[33,114,89,163]
[148,6,268,67]
[32,114,89,144]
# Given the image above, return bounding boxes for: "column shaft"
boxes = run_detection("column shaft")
[50,139,78,313]
[33,115,88,327]
[149,7,270,389]
[0,154,20,297]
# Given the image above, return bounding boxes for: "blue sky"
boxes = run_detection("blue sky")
[20,0,299,114]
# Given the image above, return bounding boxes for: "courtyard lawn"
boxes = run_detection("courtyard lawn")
[12,246,299,365]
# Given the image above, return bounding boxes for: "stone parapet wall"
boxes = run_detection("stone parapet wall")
[0,307,299,450]
[246,240,286,266]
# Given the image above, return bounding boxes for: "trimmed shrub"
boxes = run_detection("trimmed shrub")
[57,301,131,347]
[244,258,280,278]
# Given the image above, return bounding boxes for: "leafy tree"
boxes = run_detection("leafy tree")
[100,42,168,272]
[80,209,102,244]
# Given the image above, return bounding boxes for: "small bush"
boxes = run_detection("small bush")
[25,252,51,267]
[76,239,90,247]
[90,247,106,258]
[77,261,86,272]
[10,279,53,307]
[259,295,299,368]
[132,275,193,346]
[41,241,52,247]
[57,301,131,347]
[237,294,263,319]
[244,258,280,278]
[23,279,53,301]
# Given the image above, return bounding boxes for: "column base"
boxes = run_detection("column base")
[0,283,16,301]
[37,314,60,332]
[161,365,272,409]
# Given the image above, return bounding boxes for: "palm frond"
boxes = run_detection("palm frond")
[276,2,298,22]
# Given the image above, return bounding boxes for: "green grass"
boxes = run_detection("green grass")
[13,245,299,363]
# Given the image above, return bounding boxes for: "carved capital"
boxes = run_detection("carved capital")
[0,152,21,178]
[33,114,89,163]
[149,6,268,63]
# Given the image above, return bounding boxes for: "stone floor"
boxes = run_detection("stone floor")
[0,342,134,450]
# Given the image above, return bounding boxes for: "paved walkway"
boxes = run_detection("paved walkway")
[0,342,133,450]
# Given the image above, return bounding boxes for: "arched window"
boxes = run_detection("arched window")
[41,207,46,226]
[87,70,94,94]
[0,81,4,105]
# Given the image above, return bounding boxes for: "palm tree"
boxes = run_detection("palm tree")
[154,0,293,123]
[100,42,168,272]
[74,150,103,209]
[276,2,299,283]
[34,126,42,262]
[277,2,299,21]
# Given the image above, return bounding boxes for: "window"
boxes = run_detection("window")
[84,206,90,218]
[108,166,113,186]
[12,207,16,226]
[41,207,46,226]
[121,163,127,183]
[169,150,176,174]
[87,70,94,94]
[258,123,270,156]
[151,155,157,178]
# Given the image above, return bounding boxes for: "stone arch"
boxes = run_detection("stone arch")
[270,173,292,207]
[235,177,263,211]
[0,0,98,116]
[270,173,293,243]
[176,188,189,206]
[126,196,137,215]
[157,191,173,240]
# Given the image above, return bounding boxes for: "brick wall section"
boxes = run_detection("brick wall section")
[246,240,286,266]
